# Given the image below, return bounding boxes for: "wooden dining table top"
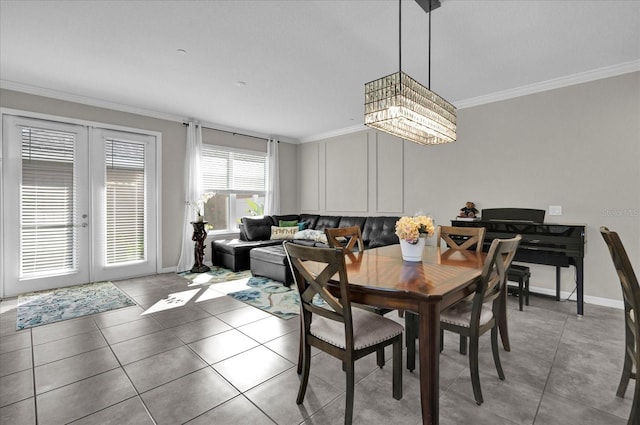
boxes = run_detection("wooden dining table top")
[307,244,485,312]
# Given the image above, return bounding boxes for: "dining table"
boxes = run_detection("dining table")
[318,244,488,425]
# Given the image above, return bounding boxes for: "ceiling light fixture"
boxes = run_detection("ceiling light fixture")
[364,0,456,145]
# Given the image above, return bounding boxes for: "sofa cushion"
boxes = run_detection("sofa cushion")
[299,214,319,230]
[338,216,367,230]
[278,220,298,227]
[294,229,328,244]
[314,216,341,231]
[273,214,299,224]
[270,226,297,240]
[242,216,275,241]
[362,216,400,248]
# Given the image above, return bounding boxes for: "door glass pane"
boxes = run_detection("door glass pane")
[20,127,77,278]
[105,139,145,264]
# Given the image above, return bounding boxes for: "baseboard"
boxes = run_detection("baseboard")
[529,285,624,310]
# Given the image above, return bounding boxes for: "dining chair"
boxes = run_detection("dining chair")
[325,226,391,368]
[600,227,639,425]
[283,242,403,425]
[437,225,486,253]
[440,235,521,405]
[406,225,487,370]
[325,225,364,253]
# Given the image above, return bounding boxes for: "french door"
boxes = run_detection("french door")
[1,115,157,298]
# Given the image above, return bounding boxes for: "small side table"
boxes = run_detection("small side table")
[191,221,211,273]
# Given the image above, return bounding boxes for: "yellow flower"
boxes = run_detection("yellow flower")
[395,216,435,244]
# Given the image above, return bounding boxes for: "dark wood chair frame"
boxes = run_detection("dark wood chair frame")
[440,235,521,405]
[406,226,487,370]
[437,225,487,253]
[283,242,403,425]
[325,226,390,368]
[600,227,639,425]
[325,225,364,253]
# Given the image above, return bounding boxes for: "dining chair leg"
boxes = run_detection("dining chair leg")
[491,326,505,380]
[376,348,385,368]
[498,288,511,352]
[439,329,444,354]
[297,343,311,404]
[393,338,403,400]
[469,335,483,405]
[297,326,303,374]
[459,335,467,355]
[628,376,639,425]
[345,362,355,425]
[616,349,632,397]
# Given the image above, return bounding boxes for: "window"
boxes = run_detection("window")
[201,145,267,232]
[105,139,146,264]
[20,127,77,278]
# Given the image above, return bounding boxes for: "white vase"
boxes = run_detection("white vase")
[400,238,426,262]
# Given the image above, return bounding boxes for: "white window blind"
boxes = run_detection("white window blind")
[202,146,267,193]
[105,139,145,265]
[20,127,77,277]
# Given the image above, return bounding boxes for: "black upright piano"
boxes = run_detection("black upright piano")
[452,208,586,315]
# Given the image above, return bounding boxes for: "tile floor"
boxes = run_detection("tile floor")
[0,272,635,425]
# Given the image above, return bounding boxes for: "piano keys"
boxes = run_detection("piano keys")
[452,208,586,315]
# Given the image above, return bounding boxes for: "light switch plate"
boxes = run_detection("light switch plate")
[549,205,562,216]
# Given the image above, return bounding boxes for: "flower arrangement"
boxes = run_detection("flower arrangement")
[395,215,435,244]
[189,192,216,218]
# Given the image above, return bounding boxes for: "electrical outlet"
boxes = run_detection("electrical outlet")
[549,205,562,216]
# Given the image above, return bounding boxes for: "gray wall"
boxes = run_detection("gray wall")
[300,72,640,305]
[0,89,298,270]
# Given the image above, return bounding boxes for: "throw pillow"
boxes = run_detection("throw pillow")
[242,216,274,241]
[293,229,328,245]
[270,226,298,240]
[279,220,299,227]
[297,222,307,231]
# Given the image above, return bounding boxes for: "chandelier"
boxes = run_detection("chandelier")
[364,0,456,145]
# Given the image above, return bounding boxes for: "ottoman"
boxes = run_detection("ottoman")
[212,239,280,272]
[250,245,293,286]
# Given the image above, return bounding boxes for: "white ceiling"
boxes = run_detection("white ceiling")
[1,0,639,142]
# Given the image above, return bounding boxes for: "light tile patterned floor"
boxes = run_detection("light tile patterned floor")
[0,272,634,425]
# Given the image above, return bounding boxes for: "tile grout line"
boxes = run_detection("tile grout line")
[531,312,569,424]
[29,329,39,425]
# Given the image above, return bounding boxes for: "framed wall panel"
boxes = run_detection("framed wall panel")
[325,134,368,212]
[300,143,319,211]
[376,132,404,213]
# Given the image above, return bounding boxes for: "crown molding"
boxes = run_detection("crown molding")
[4,60,639,144]
[299,124,369,144]
[0,80,295,144]
[455,60,640,110]
[0,80,189,123]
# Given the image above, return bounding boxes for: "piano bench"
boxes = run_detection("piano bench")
[507,265,531,311]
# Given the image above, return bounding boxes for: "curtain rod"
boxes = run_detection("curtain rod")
[182,122,278,142]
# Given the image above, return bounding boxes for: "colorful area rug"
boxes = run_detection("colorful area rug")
[16,281,136,330]
[228,276,300,320]
[178,266,252,286]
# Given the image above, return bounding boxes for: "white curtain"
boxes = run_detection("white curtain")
[265,138,280,215]
[177,122,203,272]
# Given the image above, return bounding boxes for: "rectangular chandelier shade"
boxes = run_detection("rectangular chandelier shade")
[364,71,456,145]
